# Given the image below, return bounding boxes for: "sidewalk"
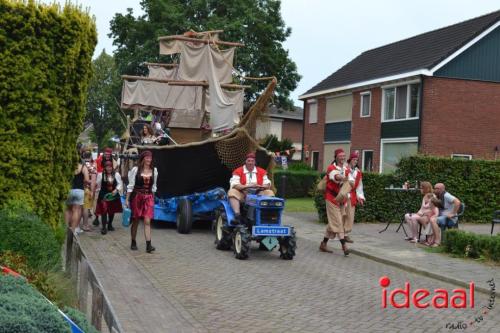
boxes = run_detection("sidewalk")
[285,212,500,296]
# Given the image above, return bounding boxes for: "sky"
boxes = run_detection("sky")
[41,0,500,106]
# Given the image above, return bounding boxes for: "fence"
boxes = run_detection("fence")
[65,229,124,333]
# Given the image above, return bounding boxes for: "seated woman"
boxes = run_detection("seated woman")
[404,181,432,242]
[141,124,157,145]
[415,194,440,245]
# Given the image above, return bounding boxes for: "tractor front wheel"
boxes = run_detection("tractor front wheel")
[233,227,251,260]
[279,228,297,260]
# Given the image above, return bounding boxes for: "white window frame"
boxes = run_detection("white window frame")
[361,150,374,172]
[381,81,420,123]
[360,91,371,117]
[451,154,472,160]
[379,137,418,173]
[308,101,318,124]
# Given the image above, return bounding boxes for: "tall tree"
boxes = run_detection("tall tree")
[109,0,301,109]
[86,50,124,149]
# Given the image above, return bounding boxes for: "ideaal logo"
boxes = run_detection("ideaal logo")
[379,276,474,309]
[379,276,496,330]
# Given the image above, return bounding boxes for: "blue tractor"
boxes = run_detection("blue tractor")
[214,193,297,260]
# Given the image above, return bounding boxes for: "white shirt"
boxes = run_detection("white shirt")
[96,172,123,193]
[347,167,365,201]
[328,162,347,184]
[127,167,158,193]
[229,166,271,189]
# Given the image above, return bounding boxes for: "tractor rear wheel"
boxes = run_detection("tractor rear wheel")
[176,198,193,234]
[233,227,251,260]
[279,228,297,260]
[214,210,232,250]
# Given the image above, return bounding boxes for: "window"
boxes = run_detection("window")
[308,101,318,124]
[382,83,420,121]
[360,92,371,117]
[362,150,373,172]
[380,138,418,173]
[451,154,472,160]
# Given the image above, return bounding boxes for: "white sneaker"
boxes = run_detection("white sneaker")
[75,227,83,234]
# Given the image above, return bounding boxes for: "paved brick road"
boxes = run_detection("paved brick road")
[78,215,500,333]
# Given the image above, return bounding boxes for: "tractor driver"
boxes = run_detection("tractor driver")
[228,152,274,223]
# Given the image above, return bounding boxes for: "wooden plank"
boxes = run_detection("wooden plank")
[143,62,178,68]
[91,282,104,330]
[65,228,73,273]
[70,241,79,281]
[78,259,89,313]
[122,75,249,89]
[158,35,244,47]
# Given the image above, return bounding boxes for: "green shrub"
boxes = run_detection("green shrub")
[0,0,97,229]
[312,156,500,223]
[0,205,61,271]
[0,275,70,333]
[63,307,99,333]
[287,162,314,171]
[443,229,500,262]
[274,169,319,198]
[396,156,500,222]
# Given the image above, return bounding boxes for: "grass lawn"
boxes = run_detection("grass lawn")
[284,197,316,213]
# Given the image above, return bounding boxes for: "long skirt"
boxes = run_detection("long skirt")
[324,200,347,239]
[130,193,154,219]
[95,197,123,216]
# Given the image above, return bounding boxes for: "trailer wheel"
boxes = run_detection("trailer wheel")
[279,228,297,260]
[233,226,251,260]
[176,198,192,234]
[214,210,232,250]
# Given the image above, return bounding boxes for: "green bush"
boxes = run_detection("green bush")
[274,169,319,198]
[0,0,97,229]
[396,156,500,222]
[0,275,70,333]
[313,156,500,223]
[63,306,99,333]
[443,229,500,262]
[287,162,315,171]
[0,204,61,271]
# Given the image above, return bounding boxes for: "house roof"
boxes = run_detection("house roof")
[300,10,500,99]
[268,105,303,120]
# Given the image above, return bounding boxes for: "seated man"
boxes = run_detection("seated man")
[433,183,461,232]
[228,152,274,223]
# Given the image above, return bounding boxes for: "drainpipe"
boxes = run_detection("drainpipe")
[418,75,425,150]
[301,100,306,162]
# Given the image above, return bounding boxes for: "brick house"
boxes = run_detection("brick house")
[300,10,500,173]
[256,106,304,160]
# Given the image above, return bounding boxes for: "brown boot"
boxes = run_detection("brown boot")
[341,243,350,256]
[319,241,333,253]
[344,236,354,243]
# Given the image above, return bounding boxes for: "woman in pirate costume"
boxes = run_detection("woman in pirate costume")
[95,161,123,235]
[125,150,158,253]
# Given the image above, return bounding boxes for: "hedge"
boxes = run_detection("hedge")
[0,0,97,229]
[443,229,500,262]
[0,275,70,333]
[396,156,500,223]
[274,169,319,198]
[313,156,500,224]
[0,204,61,271]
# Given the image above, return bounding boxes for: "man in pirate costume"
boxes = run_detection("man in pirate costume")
[125,150,158,253]
[320,148,350,256]
[228,152,274,223]
[95,161,123,234]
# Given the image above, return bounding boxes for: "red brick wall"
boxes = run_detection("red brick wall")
[350,88,382,172]
[422,77,500,160]
[302,98,326,170]
[281,119,302,144]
